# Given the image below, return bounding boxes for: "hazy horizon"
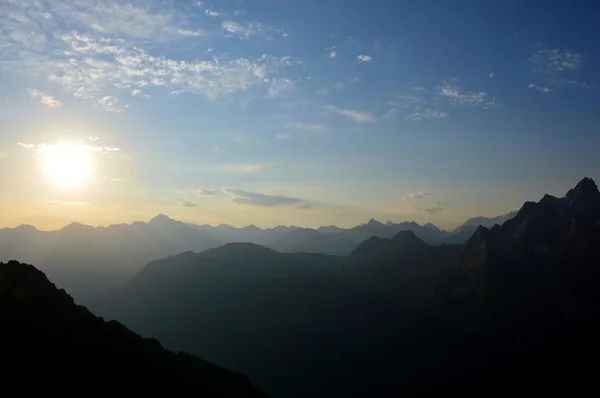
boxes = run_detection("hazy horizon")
[0,208,520,232]
[1,1,599,232]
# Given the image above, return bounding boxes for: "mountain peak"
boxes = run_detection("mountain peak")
[13,224,38,232]
[392,230,427,246]
[149,214,174,224]
[61,222,94,231]
[424,222,441,231]
[367,218,385,227]
[566,177,599,200]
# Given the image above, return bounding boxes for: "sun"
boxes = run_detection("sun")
[39,144,93,189]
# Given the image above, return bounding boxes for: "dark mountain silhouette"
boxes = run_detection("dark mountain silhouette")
[423,177,600,395]
[0,260,266,396]
[349,231,462,309]
[92,243,386,397]
[91,231,465,396]
[90,177,600,397]
[445,210,518,244]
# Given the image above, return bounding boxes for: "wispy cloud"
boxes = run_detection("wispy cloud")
[386,95,447,121]
[285,122,328,132]
[181,199,199,208]
[196,188,216,196]
[177,28,204,37]
[27,89,63,108]
[357,54,372,63]
[402,192,434,201]
[326,105,374,123]
[45,1,182,40]
[529,48,595,91]
[439,84,494,108]
[223,188,308,208]
[267,77,294,97]
[528,83,553,93]
[235,164,265,174]
[276,133,292,140]
[386,82,493,121]
[46,200,92,207]
[222,21,256,38]
[17,141,124,156]
[327,46,337,59]
[205,8,219,17]
[425,205,443,215]
[1,1,293,112]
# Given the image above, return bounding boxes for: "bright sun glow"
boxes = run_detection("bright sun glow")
[39,144,93,188]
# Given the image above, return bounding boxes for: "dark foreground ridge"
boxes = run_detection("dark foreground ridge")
[0,260,267,396]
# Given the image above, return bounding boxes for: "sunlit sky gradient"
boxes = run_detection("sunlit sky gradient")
[1,0,599,230]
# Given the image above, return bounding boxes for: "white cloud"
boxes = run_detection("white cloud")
[385,93,447,121]
[357,54,372,63]
[402,192,434,201]
[267,77,294,97]
[222,21,255,37]
[131,89,142,96]
[327,106,374,123]
[240,164,264,173]
[276,133,292,140]
[27,89,63,108]
[327,47,337,58]
[528,83,553,93]
[97,95,121,112]
[439,84,493,108]
[2,1,293,111]
[224,163,266,173]
[177,28,204,37]
[205,8,219,17]
[529,48,595,90]
[18,142,122,155]
[285,122,328,132]
[47,0,180,40]
[12,31,292,109]
[408,108,448,120]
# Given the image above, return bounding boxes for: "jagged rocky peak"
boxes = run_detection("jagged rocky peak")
[566,177,600,200]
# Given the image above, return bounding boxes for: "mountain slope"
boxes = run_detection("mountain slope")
[445,210,518,244]
[0,260,266,396]
[266,227,357,255]
[422,178,600,394]
[349,231,462,309]
[436,177,600,323]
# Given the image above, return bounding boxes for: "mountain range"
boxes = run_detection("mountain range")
[88,177,600,397]
[0,210,516,302]
[2,177,600,396]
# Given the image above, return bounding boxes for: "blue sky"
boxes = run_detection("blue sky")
[0,0,599,230]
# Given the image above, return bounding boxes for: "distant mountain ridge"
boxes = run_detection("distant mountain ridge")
[0,209,517,301]
[92,177,600,397]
